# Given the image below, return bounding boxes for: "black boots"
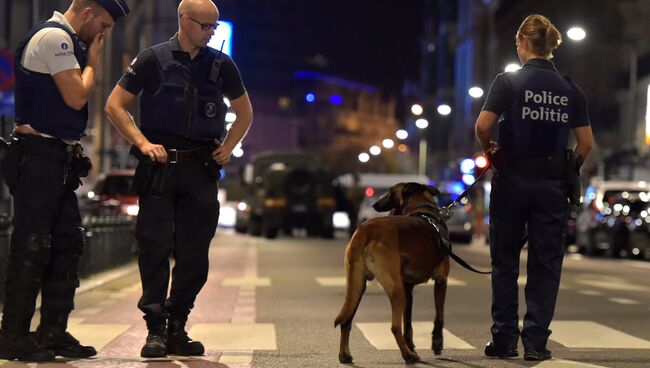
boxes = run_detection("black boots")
[167,319,205,356]
[0,331,56,362]
[141,318,205,358]
[484,341,518,358]
[34,326,97,358]
[141,322,167,358]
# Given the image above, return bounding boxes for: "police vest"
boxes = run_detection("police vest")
[498,66,576,156]
[14,21,88,140]
[139,42,228,143]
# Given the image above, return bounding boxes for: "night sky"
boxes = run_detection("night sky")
[217,0,427,94]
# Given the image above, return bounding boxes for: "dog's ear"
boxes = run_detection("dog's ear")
[425,185,440,197]
[372,191,393,212]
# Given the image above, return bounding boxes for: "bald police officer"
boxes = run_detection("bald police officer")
[476,15,593,362]
[105,0,253,358]
[0,0,129,362]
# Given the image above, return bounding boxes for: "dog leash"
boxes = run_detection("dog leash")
[440,163,491,220]
[416,213,491,275]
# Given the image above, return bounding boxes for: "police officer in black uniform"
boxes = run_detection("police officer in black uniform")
[0,0,129,362]
[475,14,593,362]
[105,0,253,358]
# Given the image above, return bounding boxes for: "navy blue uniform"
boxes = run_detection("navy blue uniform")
[118,34,245,329]
[482,58,590,352]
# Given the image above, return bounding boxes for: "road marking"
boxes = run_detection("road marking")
[355,322,474,350]
[578,290,603,296]
[534,359,609,367]
[219,351,254,364]
[75,307,103,316]
[189,323,276,350]
[317,276,467,287]
[67,323,131,351]
[609,297,641,305]
[578,279,650,292]
[222,277,271,287]
[68,317,86,325]
[549,321,650,349]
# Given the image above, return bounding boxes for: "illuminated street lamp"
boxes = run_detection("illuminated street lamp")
[411,104,424,116]
[469,87,484,98]
[504,63,521,72]
[437,104,452,116]
[382,139,395,149]
[369,145,381,156]
[567,27,586,41]
[396,129,408,140]
[358,153,370,163]
[415,118,429,129]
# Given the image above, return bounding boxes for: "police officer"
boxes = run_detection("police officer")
[105,0,253,358]
[475,14,593,362]
[0,0,129,362]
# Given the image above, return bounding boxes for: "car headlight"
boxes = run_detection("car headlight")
[126,205,139,216]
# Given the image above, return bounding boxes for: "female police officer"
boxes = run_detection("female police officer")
[475,14,593,361]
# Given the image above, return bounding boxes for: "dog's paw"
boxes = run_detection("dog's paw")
[338,353,353,364]
[402,352,420,364]
[432,338,443,355]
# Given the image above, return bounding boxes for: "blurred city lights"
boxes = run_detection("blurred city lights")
[365,187,375,197]
[469,86,484,98]
[369,145,381,155]
[437,104,452,116]
[397,144,408,152]
[382,139,395,149]
[223,97,231,107]
[462,174,476,186]
[226,123,233,131]
[330,94,343,105]
[646,85,650,145]
[475,155,488,169]
[505,63,521,72]
[415,118,429,129]
[305,92,316,103]
[460,158,476,174]
[567,27,586,41]
[237,202,248,211]
[396,129,408,140]
[207,20,233,56]
[411,103,423,116]
[358,153,370,162]
[233,147,244,158]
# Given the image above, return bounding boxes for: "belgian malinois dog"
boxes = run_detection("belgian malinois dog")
[335,182,450,363]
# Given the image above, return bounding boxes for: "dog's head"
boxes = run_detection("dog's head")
[372,182,440,215]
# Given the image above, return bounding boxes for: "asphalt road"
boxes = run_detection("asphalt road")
[1,230,648,367]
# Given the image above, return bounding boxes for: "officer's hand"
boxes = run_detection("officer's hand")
[211,145,232,165]
[139,142,167,163]
[87,33,105,67]
[487,141,499,154]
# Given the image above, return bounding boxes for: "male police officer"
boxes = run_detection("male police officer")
[0,0,129,362]
[476,15,593,361]
[105,0,253,358]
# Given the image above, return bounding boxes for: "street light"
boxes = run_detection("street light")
[382,139,395,149]
[415,118,429,129]
[396,129,408,140]
[411,104,423,116]
[469,87,484,98]
[358,153,370,163]
[369,145,381,156]
[504,63,521,72]
[567,27,586,41]
[437,104,452,116]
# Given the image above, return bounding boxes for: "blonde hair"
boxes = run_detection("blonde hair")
[517,14,562,59]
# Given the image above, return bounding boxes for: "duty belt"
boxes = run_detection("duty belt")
[166,147,207,164]
[16,133,79,162]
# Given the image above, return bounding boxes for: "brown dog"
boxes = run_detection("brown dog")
[334,182,450,363]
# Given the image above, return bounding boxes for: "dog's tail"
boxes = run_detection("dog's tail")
[334,234,367,328]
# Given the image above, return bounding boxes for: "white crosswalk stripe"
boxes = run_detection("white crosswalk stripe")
[534,359,610,368]
[316,276,467,287]
[189,323,277,350]
[355,322,474,350]
[548,321,650,349]
[67,323,131,351]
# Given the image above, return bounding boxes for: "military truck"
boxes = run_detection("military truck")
[235,151,336,239]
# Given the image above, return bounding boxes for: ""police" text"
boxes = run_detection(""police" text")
[521,90,569,123]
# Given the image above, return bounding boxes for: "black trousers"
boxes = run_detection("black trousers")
[1,147,84,337]
[488,173,568,351]
[135,160,219,326]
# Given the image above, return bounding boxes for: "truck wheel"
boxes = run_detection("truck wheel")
[249,217,262,237]
[264,227,278,239]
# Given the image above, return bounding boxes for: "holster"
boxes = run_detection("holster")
[488,148,509,177]
[130,146,166,196]
[0,136,25,191]
[200,143,222,182]
[564,149,581,205]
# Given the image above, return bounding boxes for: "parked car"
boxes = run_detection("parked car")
[436,190,474,244]
[575,180,650,259]
[82,170,138,217]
